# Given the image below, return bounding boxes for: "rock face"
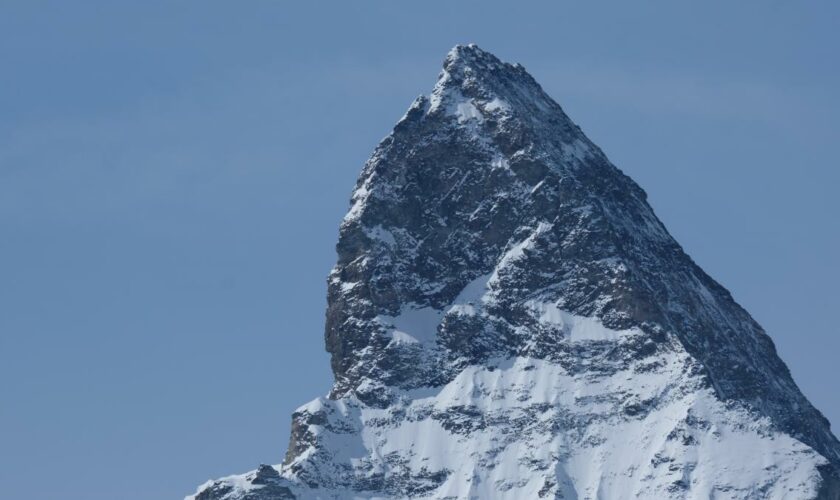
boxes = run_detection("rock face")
[189,45,840,499]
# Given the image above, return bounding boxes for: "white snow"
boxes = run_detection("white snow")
[363,224,396,246]
[445,273,493,318]
[483,97,510,113]
[490,155,510,170]
[377,306,444,344]
[489,222,553,285]
[455,101,483,123]
[240,289,827,500]
[525,300,630,342]
[190,287,830,500]
[345,181,371,222]
[454,273,492,305]
[564,138,595,162]
[199,343,828,500]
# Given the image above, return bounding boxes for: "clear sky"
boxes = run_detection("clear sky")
[1,2,838,499]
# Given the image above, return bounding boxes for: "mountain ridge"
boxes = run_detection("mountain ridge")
[190,44,840,500]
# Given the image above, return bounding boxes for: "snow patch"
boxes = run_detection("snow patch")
[525,300,634,342]
[483,97,510,113]
[453,273,492,305]
[491,155,510,170]
[564,138,594,162]
[345,181,371,222]
[377,306,444,344]
[455,101,483,123]
[363,224,396,246]
[491,222,553,283]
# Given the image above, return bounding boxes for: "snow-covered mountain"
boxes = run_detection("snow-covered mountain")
[189,45,840,499]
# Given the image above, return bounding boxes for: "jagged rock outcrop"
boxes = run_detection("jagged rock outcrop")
[189,45,840,499]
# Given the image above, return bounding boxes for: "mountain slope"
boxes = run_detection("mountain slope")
[190,45,840,499]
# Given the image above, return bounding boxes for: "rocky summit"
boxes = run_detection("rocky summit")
[189,45,840,499]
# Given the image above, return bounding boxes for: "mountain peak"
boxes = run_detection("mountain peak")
[409,43,595,178]
[190,46,840,500]
[443,43,506,74]
[427,43,543,116]
[336,46,840,477]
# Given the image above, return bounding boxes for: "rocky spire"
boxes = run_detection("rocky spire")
[191,45,840,500]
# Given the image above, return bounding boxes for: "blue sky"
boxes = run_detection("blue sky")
[1,2,838,499]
